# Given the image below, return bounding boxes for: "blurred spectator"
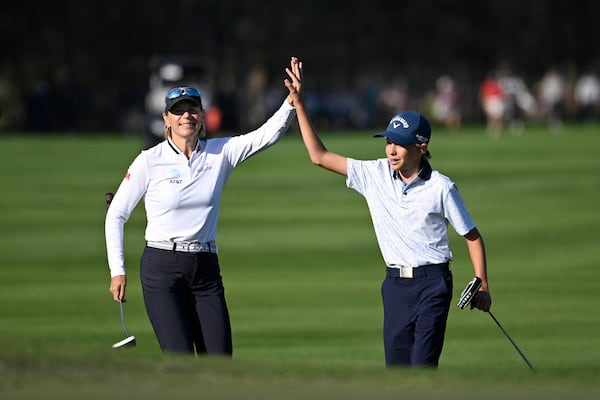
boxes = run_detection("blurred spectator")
[479,71,504,135]
[536,68,567,133]
[573,69,600,122]
[431,75,463,131]
[213,69,241,132]
[499,71,537,135]
[378,75,409,115]
[243,65,269,128]
[25,78,61,131]
[350,72,381,129]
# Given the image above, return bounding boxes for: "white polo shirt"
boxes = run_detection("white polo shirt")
[346,157,475,268]
[105,101,296,277]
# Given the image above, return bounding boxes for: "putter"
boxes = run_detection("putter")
[105,191,136,349]
[458,277,535,372]
[105,192,114,209]
[112,300,136,349]
[488,311,536,372]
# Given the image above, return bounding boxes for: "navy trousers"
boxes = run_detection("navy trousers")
[381,266,453,367]
[140,246,232,355]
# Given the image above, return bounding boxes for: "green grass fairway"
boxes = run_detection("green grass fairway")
[1,122,599,399]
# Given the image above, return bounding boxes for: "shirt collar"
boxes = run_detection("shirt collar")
[166,137,204,155]
[392,158,433,182]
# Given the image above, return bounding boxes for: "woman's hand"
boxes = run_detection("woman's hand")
[110,274,127,302]
[285,56,303,106]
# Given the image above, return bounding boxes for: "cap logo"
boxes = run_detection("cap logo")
[391,116,409,129]
[416,134,428,143]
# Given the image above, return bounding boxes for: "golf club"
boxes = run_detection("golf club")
[105,191,136,349]
[488,310,536,372]
[458,277,535,372]
[112,300,136,349]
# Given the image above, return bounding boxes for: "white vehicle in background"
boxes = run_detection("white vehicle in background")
[144,54,215,149]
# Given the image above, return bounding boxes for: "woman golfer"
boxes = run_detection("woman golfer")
[284,57,491,367]
[105,59,300,355]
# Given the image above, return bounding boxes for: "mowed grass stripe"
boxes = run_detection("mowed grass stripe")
[0,124,599,397]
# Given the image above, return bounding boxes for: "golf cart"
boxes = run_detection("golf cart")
[143,54,216,149]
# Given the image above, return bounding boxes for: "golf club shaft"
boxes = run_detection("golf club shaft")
[489,311,536,372]
[107,192,127,336]
[119,301,131,337]
[105,191,136,348]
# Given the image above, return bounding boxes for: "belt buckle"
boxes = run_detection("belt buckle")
[399,266,413,278]
[187,241,201,252]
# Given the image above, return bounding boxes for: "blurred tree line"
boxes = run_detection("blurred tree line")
[1,0,598,132]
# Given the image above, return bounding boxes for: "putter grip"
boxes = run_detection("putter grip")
[457,276,482,309]
[105,192,114,209]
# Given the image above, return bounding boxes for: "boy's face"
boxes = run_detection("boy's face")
[385,139,424,173]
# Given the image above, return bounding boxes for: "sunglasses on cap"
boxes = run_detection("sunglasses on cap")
[166,86,202,100]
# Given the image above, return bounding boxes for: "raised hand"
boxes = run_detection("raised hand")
[285,56,303,106]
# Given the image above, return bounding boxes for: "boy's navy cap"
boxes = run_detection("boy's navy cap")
[373,111,431,145]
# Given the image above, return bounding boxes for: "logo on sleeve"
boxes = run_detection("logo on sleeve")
[196,164,213,175]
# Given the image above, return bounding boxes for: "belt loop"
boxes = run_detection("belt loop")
[172,242,176,252]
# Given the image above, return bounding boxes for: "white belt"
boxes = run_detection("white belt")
[387,263,450,279]
[146,240,218,254]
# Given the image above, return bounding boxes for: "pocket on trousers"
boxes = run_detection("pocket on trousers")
[141,247,180,272]
[440,273,453,301]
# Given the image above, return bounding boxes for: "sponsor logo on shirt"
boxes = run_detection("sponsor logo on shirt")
[169,169,182,184]
[196,165,213,175]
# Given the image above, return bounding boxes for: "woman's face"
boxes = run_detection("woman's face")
[163,100,204,139]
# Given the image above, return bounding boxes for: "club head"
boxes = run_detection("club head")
[112,335,136,349]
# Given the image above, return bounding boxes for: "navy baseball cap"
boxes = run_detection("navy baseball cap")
[165,86,203,112]
[373,111,431,145]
